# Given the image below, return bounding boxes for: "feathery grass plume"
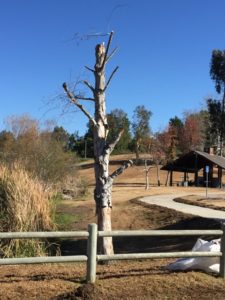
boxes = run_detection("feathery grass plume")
[0,163,54,257]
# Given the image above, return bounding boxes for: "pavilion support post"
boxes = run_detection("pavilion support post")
[194,171,198,187]
[218,167,222,189]
[170,171,173,186]
[203,167,206,187]
[209,165,213,187]
[194,153,198,187]
[165,171,170,186]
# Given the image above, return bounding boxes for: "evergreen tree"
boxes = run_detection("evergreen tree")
[132,105,152,159]
[209,50,225,155]
[107,109,131,153]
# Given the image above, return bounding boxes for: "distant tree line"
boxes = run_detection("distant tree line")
[157,49,225,160]
[0,101,223,175]
[67,105,152,159]
[0,114,77,187]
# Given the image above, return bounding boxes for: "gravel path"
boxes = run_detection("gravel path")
[140,193,225,220]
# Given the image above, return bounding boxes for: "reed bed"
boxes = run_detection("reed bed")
[0,163,54,257]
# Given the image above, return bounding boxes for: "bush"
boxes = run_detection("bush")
[1,115,78,189]
[0,163,54,257]
[61,175,88,200]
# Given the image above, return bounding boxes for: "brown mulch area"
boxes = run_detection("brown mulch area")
[1,157,224,300]
[174,195,225,212]
[0,198,223,300]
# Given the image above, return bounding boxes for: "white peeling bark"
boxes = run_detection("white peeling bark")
[93,39,114,255]
[63,31,133,255]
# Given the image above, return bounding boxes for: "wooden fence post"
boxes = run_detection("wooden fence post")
[86,223,97,283]
[220,223,225,278]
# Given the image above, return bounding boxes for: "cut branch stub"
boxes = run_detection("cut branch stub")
[104,66,119,92]
[83,80,95,93]
[106,47,118,64]
[76,95,95,102]
[85,65,95,73]
[108,128,124,154]
[100,31,114,71]
[95,44,106,71]
[110,160,133,180]
[94,160,133,210]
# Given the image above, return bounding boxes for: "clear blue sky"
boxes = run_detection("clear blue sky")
[1,0,225,135]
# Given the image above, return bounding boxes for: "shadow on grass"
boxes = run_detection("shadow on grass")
[59,216,220,256]
[51,204,221,300]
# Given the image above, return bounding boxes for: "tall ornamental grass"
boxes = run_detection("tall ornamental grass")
[0,163,54,257]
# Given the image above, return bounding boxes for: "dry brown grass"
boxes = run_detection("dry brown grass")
[0,157,225,299]
[0,163,53,257]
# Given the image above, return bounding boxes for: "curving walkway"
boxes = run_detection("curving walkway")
[140,193,225,220]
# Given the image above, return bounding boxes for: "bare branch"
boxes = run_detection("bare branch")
[85,66,95,73]
[109,160,133,180]
[144,164,154,174]
[83,80,95,93]
[108,128,124,154]
[101,31,114,70]
[104,66,119,92]
[68,32,110,45]
[106,47,118,64]
[62,83,97,126]
[76,95,95,101]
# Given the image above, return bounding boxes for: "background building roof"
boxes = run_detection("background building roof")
[161,151,225,173]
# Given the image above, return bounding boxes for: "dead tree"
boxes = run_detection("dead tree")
[156,162,161,186]
[144,160,154,190]
[63,31,133,255]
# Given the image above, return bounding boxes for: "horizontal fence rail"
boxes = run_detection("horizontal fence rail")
[0,255,87,265]
[0,231,89,239]
[98,229,223,237]
[97,251,222,262]
[0,223,225,283]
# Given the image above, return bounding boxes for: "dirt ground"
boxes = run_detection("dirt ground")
[1,157,225,300]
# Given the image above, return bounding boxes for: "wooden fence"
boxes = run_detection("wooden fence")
[0,223,225,283]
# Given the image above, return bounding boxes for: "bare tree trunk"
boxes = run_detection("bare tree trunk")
[144,160,149,190]
[92,42,112,254]
[145,171,149,190]
[63,32,133,255]
[135,140,140,160]
[165,171,169,186]
[145,160,149,190]
[156,163,161,186]
[144,160,154,190]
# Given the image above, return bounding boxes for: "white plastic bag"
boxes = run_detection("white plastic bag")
[167,238,220,273]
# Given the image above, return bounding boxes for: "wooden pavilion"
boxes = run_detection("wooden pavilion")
[161,150,225,188]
